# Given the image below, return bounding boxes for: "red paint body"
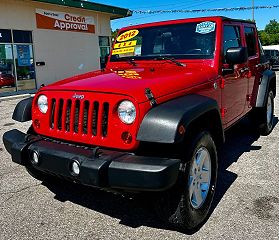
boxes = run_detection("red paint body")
[32,16,268,151]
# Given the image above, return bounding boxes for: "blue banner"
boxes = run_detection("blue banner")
[17,45,31,66]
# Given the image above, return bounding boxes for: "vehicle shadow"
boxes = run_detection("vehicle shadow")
[211,116,278,215]
[42,116,278,234]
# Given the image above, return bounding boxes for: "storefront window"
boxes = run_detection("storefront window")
[13,45,36,91]
[13,30,33,44]
[99,36,110,69]
[0,29,36,95]
[0,44,16,93]
[0,29,15,93]
[0,29,12,43]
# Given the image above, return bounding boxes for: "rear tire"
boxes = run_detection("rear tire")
[154,131,218,232]
[249,90,274,136]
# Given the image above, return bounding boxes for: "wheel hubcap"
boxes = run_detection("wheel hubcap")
[189,147,211,209]
[267,93,273,126]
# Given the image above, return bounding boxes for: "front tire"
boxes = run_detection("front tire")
[154,131,218,231]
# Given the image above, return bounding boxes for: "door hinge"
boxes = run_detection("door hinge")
[145,88,157,107]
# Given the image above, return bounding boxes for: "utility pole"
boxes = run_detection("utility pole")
[252,0,255,21]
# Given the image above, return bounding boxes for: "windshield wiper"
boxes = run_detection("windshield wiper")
[154,56,186,67]
[125,58,137,66]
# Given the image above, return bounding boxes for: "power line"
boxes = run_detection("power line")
[114,0,217,23]
[159,0,218,9]
[132,5,279,14]
[133,0,205,9]
[133,0,216,20]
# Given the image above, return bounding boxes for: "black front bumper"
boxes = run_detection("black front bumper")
[3,129,180,192]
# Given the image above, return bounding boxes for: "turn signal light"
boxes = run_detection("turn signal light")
[121,132,132,144]
[178,125,185,135]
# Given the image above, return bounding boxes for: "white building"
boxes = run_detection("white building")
[0,0,131,97]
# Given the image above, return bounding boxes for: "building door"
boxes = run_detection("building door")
[13,30,36,91]
[0,29,16,94]
[0,29,36,95]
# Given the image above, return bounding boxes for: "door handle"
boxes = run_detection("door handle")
[240,67,249,73]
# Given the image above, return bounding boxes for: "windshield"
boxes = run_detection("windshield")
[110,21,216,61]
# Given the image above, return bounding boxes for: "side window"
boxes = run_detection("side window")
[264,50,270,56]
[244,27,257,57]
[223,25,241,60]
[258,40,267,62]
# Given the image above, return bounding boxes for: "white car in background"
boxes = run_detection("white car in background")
[263,45,279,70]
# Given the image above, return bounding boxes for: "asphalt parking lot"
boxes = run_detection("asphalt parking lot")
[1,73,279,240]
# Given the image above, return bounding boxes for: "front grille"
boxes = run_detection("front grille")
[49,98,109,137]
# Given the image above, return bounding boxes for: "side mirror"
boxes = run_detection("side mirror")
[225,47,248,65]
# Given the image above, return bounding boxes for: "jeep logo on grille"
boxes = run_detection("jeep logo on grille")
[72,93,85,100]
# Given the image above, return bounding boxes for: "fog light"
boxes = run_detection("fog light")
[31,151,39,165]
[71,160,80,176]
[121,132,132,144]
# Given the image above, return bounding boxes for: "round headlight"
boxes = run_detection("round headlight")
[37,95,48,114]
[118,100,136,124]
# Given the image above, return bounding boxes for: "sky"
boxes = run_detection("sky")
[90,0,279,31]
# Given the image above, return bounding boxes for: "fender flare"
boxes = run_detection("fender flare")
[12,97,33,122]
[256,70,276,108]
[136,94,224,144]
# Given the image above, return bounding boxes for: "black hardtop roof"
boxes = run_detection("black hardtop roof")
[221,16,255,24]
[121,16,256,31]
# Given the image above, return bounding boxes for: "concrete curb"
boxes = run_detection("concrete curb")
[0,94,34,102]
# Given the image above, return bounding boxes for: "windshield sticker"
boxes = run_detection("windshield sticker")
[134,46,142,56]
[114,40,137,49]
[112,47,135,55]
[196,22,216,34]
[116,29,139,42]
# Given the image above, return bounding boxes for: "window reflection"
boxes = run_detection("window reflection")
[0,29,36,94]
[0,44,16,93]
[13,44,36,91]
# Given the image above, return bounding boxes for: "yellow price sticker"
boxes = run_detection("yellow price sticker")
[114,40,137,49]
[112,47,135,55]
[116,70,142,79]
[116,30,139,42]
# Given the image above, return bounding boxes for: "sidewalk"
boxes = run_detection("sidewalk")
[0,93,34,102]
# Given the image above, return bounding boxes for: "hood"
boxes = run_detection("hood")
[43,64,217,103]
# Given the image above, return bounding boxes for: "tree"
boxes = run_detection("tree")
[258,19,279,45]
[265,19,279,34]
[111,29,119,42]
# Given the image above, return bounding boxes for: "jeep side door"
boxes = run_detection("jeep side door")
[243,25,263,109]
[221,23,249,126]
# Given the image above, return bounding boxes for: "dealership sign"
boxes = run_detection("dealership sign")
[36,9,95,33]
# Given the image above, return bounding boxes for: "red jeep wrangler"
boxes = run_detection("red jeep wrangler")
[3,17,276,231]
